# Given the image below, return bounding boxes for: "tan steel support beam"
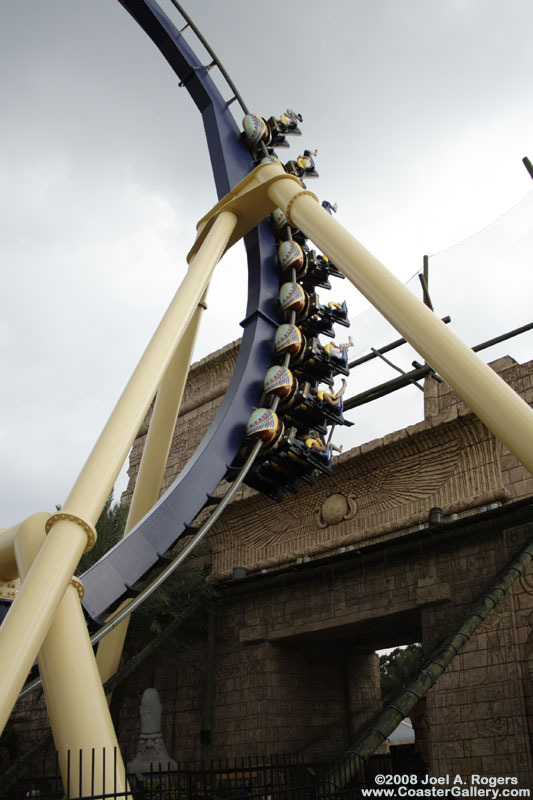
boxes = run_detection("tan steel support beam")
[0,522,21,582]
[0,512,95,735]
[266,177,533,474]
[14,514,131,799]
[96,289,209,686]
[0,209,238,735]
[61,209,238,525]
[124,287,209,533]
[2,152,531,771]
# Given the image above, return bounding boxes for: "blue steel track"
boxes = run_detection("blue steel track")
[81,0,279,622]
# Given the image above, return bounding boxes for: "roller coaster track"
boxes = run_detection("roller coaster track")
[13,0,351,705]
[80,0,281,624]
[3,6,533,796]
[6,0,533,730]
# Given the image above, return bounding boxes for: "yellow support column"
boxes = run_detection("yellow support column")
[0,209,237,734]
[266,177,533,474]
[14,514,131,799]
[96,290,209,687]
[62,209,238,525]
[125,290,209,531]
[0,522,21,582]
[0,512,94,735]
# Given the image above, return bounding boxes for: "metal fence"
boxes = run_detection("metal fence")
[1,748,427,800]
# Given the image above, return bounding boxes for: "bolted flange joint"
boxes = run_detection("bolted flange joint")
[285,190,318,229]
[44,512,97,553]
[70,575,85,599]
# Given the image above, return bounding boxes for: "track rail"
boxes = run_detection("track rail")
[81,0,280,622]
[19,440,263,700]
[167,0,250,117]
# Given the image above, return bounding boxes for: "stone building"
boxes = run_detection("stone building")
[114,342,533,784]
[5,343,533,787]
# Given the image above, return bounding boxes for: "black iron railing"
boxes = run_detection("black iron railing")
[1,748,427,800]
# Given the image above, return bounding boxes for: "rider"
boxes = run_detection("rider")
[323,337,354,362]
[279,108,303,129]
[314,378,347,407]
[297,149,317,172]
[304,431,343,455]
[321,200,338,215]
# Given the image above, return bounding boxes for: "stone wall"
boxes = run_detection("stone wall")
[208,355,533,581]
[114,636,208,764]
[205,516,532,778]
[9,347,533,781]
[116,345,533,782]
[124,352,533,579]
[419,522,533,783]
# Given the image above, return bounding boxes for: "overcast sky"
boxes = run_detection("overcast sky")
[1,0,533,528]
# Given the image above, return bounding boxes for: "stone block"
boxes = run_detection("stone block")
[416,581,451,606]
[435,739,465,759]
[383,428,408,445]
[114,341,533,772]
[462,650,489,670]
[239,623,267,644]
[515,477,533,497]
[360,437,384,454]
[481,753,520,774]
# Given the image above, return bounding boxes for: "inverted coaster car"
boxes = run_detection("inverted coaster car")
[300,251,345,292]
[285,148,319,179]
[282,381,353,433]
[281,428,334,476]
[277,240,307,277]
[271,209,308,247]
[295,336,351,384]
[244,410,318,500]
[275,109,303,134]
[300,295,349,340]
[279,282,349,335]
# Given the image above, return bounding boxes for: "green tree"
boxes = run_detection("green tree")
[123,542,217,664]
[379,643,424,701]
[74,490,217,655]
[76,491,129,574]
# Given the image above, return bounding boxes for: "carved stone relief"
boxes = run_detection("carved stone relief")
[210,415,505,577]
[127,688,177,775]
[316,493,358,528]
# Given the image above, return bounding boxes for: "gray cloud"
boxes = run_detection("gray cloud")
[1,0,533,527]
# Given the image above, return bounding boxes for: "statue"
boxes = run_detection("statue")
[127,688,177,775]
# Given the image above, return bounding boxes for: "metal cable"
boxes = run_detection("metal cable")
[18,439,263,700]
